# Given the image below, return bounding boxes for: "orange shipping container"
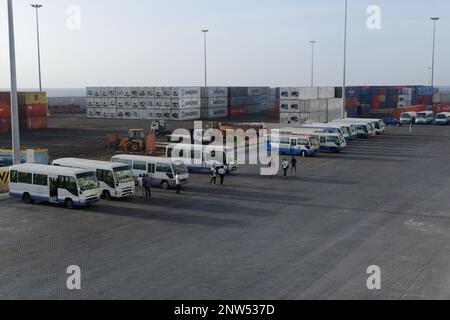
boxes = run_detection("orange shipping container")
[19,104,47,118]
[20,116,47,130]
[0,104,11,118]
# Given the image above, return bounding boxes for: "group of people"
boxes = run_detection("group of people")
[210,166,227,185]
[136,174,153,198]
[281,157,298,177]
[135,172,183,197]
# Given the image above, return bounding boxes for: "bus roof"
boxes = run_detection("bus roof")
[10,163,93,176]
[112,154,175,164]
[53,158,129,170]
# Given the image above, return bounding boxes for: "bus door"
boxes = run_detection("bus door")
[290,138,298,154]
[49,177,58,203]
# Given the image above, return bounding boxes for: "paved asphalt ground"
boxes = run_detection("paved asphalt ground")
[1,125,450,300]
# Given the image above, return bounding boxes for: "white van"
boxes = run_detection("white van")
[415,111,435,125]
[351,118,386,133]
[435,112,450,125]
[278,128,346,153]
[9,164,100,209]
[335,118,380,135]
[332,119,371,138]
[301,123,349,141]
[330,122,358,140]
[112,155,189,190]
[52,158,135,200]
[400,112,417,125]
[166,144,237,173]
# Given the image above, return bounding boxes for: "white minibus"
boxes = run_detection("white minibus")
[112,155,189,190]
[52,158,135,200]
[166,144,237,173]
[334,118,379,135]
[435,112,450,125]
[415,111,435,125]
[277,128,346,153]
[9,164,100,209]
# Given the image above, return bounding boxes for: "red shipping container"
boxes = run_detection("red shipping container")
[346,97,358,108]
[20,116,47,130]
[19,104,47,118]
[0,92,10,105]
[0,118,11,133]
[0,104,11,118]
[228,105,247,118]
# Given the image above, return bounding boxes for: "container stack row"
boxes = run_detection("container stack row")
[278,87,342,124]
[227,87,274,118]
[86,87,230,121]
[0,92,48,133]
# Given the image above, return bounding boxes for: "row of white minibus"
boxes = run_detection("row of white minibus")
[9,155,190,209]
[268,118,386,157]
[400,111,450,125]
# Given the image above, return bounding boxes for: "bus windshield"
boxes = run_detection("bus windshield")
[76,172,98,191]
[437,114,446,119]
[172,161,188,175]
[401,113,411,119]
[113,166,134,183]
[417,113,426,119]
[310,137,319,147]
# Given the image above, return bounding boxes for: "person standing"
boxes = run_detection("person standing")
[291,157,297,174]
[144,174,152,199]
[210,166,217,185]
[282,159,289,177]
[218,166,226,185]
[137,174,145,198]
[175,172,182,194]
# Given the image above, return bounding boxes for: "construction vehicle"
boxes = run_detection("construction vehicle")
[104,129,156,154]
[150,120,170,137]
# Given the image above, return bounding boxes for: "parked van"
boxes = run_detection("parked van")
[415,111,435,125]
[332,119,371,138]
[435,112,450,125]
[166,144,237,173]
[9,164,100,209]
[350,118,386,133]
[334,118,379,135]
[330,122,358,140]
[277,128,346,153]
[112,155,189,190]
[52,158,135,200]
[400,112,417,125]
[267,132,320,157]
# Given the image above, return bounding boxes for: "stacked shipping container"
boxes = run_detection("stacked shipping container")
[278,87,342,124]
[227,87,273,118]
[0,92,47,133]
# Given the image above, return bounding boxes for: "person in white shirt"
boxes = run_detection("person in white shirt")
[137,174,145,197]
[281,159,289,177]
[218,167,226,185]
[175,173,181,194]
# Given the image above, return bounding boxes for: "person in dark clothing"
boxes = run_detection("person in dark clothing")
[291,157,298,174]
[143,174,151,198]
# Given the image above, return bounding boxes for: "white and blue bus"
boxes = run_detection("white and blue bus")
[52,158,135,200]
[166,144,237,173]
[275,128,346,153]
[267,132,320,157]
[9,164,100,209]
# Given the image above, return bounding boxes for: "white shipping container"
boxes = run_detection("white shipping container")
[298,87,319,100]
[318,87,335,99]
[86,98,95,108]
[130,87,140,98]
[162,99,171,109]
[279,88,290,99]
[154,87,164,98]
[280,113,290,123]
[144,99,154,109]
[92,108,102,118]
[178,87,202,99]
[107,98,117,107]
[93,98,103,107]
[327,98,343,111]
[87,107,95,118]
[86,87,96,97]
[201,97,228,108]
[279,100,290,112]
[108,108,117,119]
[319,99,328,112]
[116,87,132,98]
[304,99,321,112]
[163,87,171,98]
[289,113,300,124]
[172,98,201,110]
[153,109,163,119]
[171,108,201,121]
[201,107,228,119]
[202,87,228,98]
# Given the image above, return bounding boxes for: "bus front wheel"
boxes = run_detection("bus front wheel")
[22,193,33,204]
[65,199,75,209]
[161,181,170,190]
[102,191,111,201]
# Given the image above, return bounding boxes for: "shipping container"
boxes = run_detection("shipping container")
[19,104,47,118]
[0,118,11,133]
[201,87,228,98]
[0,92,11,105]
[18,92,47,105]
[172,98,201,110]
[171,108,201,121]
[201,97,228,108]
[20,116,47,130]
[178,87,201,99]
[0,105,11,118]
[201,107,228,119]
[318,87,336,99]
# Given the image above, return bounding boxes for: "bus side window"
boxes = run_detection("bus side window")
[58,176,78,196]
[148,163,156,174]
[320,137,326,144]
[18,172,32,184]
[10,170,18,183]
[133,161,146,171]
[33,174,48,186]
[97,169,115,188]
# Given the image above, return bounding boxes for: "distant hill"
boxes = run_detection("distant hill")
[0,88,85,97]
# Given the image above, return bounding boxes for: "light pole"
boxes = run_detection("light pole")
[201,29,209,87]
[430,17,440,90]
[310,41,316,87]
[31,4,43,92]
[428,67,433,86]
[342,0,348,118]
[8,0,21,164]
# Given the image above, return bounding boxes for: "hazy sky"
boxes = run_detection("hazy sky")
[0,0,449,90]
